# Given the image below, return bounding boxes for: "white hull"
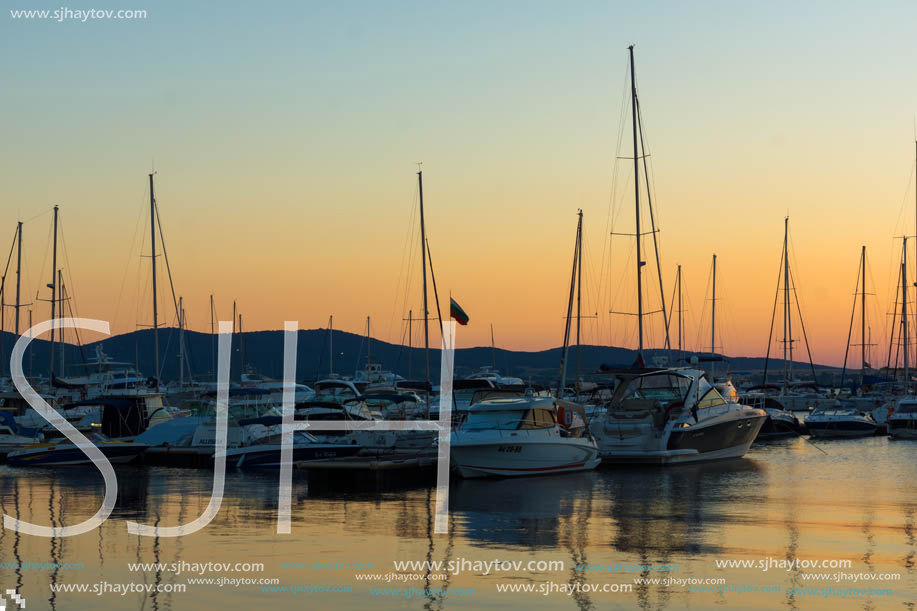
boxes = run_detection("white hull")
[601,440,757,465]
[594,408,766,465]
[451,439,600,478]
[806,425,876,438]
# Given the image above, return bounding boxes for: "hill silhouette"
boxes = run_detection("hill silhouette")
[0,327,836,385]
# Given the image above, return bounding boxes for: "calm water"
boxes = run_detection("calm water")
[1,436,915,610]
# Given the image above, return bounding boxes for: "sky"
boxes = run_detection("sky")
[2,0,917,367]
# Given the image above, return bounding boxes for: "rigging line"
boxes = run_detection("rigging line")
[839,251,862,386]
[64,279,86,364]
[111,188,147,334]
[886,257,901,374]
[425,238,445,343]
[1,226,17,281]
[635,94,670,354]
[863,260,886,361]
[890,151,916,240]
[389,184,420,344]
[598,56,633,345]
[788,264,818,382]
[762,244,785,384]
[56,217,87,361]
[21,207,53,225]
[695,260,713,353]
[664,266,678,350]
[33,218,52,302]
[153,199,182,323]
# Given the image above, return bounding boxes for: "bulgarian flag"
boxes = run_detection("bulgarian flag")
[450,297,470,326]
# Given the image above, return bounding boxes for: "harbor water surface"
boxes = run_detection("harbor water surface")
[1,435,915,610]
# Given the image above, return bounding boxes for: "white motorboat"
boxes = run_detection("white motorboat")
[450,396,600,478]
[738,392,803,439]
[805,405,877,438]
[887,397,917,439]
[590,368,766,464]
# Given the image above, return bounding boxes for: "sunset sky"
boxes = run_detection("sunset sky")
[2,0,917,367]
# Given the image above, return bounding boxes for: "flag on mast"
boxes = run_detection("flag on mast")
[450,297,469,326]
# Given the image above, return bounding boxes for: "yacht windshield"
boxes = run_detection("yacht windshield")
[698,387,728,409]
[462,410,524,431]
[614,374,690,404]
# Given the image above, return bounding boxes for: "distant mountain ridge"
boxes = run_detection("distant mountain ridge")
[0,328,837,384]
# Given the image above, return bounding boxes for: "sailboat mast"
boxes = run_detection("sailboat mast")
[418,170,431,413]
[903,238,909,393]
[329,315,334,375]
[149,173,159,383]
[677,264,683,363]
[575,209,583,386]
[210,294,215,378]
[179,295,185,388]
[860,246,866,372]
[556,212,582,398]
[490,323,496,370]
[711,254,717,379]
[783,217,791,390]
[14,221,22,335]
[58,270,64,375]
[49,205,58,380]
[239,313,244,372]
[628,45,644,357]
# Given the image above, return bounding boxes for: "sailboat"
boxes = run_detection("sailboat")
[53,175,177,439]
[590,46,766,464]
[888,141,917,439]
[696,254,802,439]
[751,217,835,417]
[806,244,880,438]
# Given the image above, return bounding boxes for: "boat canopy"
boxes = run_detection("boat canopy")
[0,411,39,437]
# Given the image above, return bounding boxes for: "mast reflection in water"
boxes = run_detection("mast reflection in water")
[0,437,915,610]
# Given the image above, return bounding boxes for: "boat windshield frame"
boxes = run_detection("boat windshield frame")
[609,371,693,406]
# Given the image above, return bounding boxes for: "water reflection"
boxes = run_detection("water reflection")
[0,438,914,610]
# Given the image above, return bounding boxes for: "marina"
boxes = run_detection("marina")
[5,3,917,608]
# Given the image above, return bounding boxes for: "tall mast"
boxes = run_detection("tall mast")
[711,254,717,379]
[149,173,159,383]
[14,221,22,335]
[575,209,583,387]
[557,211,582,398]
[628,45,644,356]
[903,238,909,393]
[782,217,791,391]
[28,308,33,377]
[418,170,431,414]
[677,264,683,364]
[239,313,244,372]
[210,294,215,378]
[860,245,866,372]
[179,295,185,388]
[49,205,58,380]
[58,269,65,375]
[490,323,496,370]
